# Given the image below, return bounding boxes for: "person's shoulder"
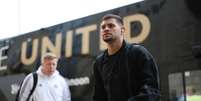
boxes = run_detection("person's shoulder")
[57,72,66,80]
[22,73,34,84]
[95,51,106,62]
[58,75,69,86]
[126,42,152,57]
[60,76,67,82]
[56,73,67,82]
[97,51,105,58]
[25,73,34,79]
[126,43,147,52]
[93,51,106,69]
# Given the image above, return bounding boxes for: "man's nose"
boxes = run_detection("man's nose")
[103,27,110,32]
[49,65,55,70]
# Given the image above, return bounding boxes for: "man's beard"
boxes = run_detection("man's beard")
[103,37,113,43]
[102,33,114,43]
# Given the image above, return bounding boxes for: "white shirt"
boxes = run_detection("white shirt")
[19,66,71,101]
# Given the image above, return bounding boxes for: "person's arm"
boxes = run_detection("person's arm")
[19,74,34,101]
[129,45,160,101]
[93,60,108,101]
[62,78,71,101]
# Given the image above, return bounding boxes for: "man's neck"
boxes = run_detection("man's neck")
[107,39,123,55]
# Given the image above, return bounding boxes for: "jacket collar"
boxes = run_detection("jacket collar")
[104,40,126,57]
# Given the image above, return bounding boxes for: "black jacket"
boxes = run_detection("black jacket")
[93,41,160,101]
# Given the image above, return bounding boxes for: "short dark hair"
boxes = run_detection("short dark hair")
[102,14,123,25]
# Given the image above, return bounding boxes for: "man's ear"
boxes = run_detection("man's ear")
[121,27,125,33]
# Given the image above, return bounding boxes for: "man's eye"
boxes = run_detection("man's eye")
[101,24,115,29]
[108,24,114,28]
[101,25,106,29]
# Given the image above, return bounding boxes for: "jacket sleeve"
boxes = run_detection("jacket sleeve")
[19,73,34,101]
[128,45,161,101]
[62,78,71,101]
[93,60,108,101]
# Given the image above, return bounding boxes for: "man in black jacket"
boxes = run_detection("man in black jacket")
[93,14,160,101]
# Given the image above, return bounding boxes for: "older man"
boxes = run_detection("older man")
[17,52,71,101]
